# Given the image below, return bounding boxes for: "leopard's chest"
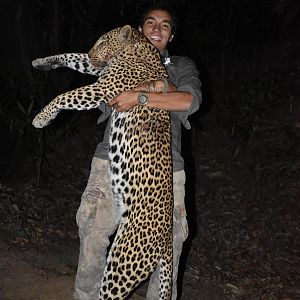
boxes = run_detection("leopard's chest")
[108,107,171,212]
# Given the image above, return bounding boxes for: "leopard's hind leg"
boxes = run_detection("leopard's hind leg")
[98,222,159,299]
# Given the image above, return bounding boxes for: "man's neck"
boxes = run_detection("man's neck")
[160,49,169,58]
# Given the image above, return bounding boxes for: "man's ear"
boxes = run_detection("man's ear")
[138,26,142,33]
[169,34,174,42]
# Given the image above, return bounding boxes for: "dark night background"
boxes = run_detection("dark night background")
[0,0,299,299]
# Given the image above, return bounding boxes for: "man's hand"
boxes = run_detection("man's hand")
[109,81,154,112]
[133,81,152,92]
[108,91,138,112]
[134,79,175,93]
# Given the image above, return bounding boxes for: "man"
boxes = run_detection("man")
[74,4,202,300]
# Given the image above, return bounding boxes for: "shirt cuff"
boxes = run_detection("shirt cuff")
[175,84,201,129]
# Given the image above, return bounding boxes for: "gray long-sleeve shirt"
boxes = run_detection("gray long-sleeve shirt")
[94,55,202,172]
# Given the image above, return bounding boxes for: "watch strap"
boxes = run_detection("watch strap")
[158,77,169,93]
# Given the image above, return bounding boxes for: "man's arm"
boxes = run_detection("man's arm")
[109,56,201,115]
[108,89,192,112]
[169,56,202,128]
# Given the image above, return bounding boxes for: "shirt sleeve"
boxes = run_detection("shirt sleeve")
[97,102,112,124]
[172,56,202,129]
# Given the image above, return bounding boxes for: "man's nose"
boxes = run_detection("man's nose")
[153,25,160,32]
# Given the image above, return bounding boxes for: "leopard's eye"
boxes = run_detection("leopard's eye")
[97,39,108,48]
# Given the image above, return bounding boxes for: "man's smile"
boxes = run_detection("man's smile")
[148,34,162,41]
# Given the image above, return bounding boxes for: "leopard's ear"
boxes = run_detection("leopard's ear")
[119,25,132,43]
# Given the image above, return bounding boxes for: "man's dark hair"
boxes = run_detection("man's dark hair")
[138,3,178,34]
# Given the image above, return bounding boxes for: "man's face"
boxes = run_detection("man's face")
[139,9,174,52]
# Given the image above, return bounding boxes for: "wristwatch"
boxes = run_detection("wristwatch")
[138,90,149,106]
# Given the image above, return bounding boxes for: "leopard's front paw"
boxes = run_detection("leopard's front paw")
[32,56,61,71]
[32,112,54,128]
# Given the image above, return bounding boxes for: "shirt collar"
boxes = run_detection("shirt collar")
[160,49,173,66]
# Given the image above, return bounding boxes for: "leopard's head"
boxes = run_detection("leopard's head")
[88,25,161,68]
[88,25,132,68]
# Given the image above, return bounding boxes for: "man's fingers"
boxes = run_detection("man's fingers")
[108,99,116,106]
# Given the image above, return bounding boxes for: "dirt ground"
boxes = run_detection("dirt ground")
[0,238,231,300]
[0,237,226,300]
[0,240,75,300]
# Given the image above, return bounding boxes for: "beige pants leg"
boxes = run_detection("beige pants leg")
[74,158,121,300]
[146,170,188,300]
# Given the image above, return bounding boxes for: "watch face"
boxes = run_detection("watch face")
[140,95,147,103]
[139,92,148,105]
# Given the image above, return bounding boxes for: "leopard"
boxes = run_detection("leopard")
[32,25,173,300]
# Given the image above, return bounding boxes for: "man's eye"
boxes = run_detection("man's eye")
[162,23,171,30]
